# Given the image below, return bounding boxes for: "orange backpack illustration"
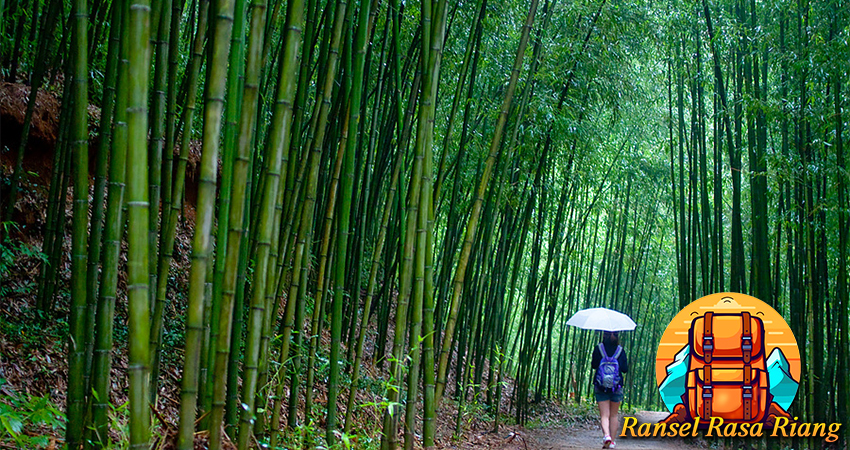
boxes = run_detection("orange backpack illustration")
[686,311,768,422]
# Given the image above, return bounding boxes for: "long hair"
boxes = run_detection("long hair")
[603,331,620,346]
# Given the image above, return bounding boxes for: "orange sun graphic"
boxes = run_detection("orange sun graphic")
[655,292,801,389]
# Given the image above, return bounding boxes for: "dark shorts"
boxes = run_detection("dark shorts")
[594,388,623,403]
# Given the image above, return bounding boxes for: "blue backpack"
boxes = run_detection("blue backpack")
[595,343,622,392]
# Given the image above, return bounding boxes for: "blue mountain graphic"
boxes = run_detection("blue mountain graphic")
[658,345,688,412]
[766,347,798,410]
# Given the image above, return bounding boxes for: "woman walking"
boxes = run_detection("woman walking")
[591,330,629,449]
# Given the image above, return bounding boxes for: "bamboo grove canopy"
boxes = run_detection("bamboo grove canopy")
[0,0,848,447]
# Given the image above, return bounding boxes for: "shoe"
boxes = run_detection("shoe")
[609,441,616,449]
[602,435,612,449]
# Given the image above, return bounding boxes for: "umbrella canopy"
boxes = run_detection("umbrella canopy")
[566,307,636,332]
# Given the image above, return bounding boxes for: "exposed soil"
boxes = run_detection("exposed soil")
[0,80,204,231]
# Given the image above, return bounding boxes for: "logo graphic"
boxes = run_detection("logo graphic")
[655,293,799,427]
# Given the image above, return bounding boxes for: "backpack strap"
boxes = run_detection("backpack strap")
[703,312,714,364]
[742,312,753,363]
[702,313,714,419]
[703,365,713,419]
[612,345,623,391]
[598,342,608,358]
[742,312,753,421]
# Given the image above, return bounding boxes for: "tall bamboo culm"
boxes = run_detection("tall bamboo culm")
[435,0,539,405]
[177,0,235,443]
[87,2,128,447]
[66,0,91,444]
[229,0,270,446]
[125,0,153,445]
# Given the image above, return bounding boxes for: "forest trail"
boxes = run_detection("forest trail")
[519,411,703,450]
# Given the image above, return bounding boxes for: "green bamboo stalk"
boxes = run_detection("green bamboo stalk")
[381,27,429,447]
[252,173,288,439]
[156,0,209,423]
[147,0,173,399]
[274,0,350,436]
[276,0,318,236]
[344,9,387,336]
[160,0,184,215]
[4,0,29,82]
[0,0,5,44]
[66,0,91,443]
[420,1,448,446]
[343,129,403,432]
[298,115,348,429]
[369,0,409,372]
[267,10,322,424]
[152,0,209,364]
[380,111,423,450]
[270,180,309,449]
[199,238,216,425]
[254,97,302,431]
[402,0,444,445]
[431,0,484,205]
[405,169,427,448]
[227,0,272,447]
[176,0,236,445]
[380,6,419,447]
[125,0,152,445]
[83,0,121,393]
[343,4,391,371]
[224,204,252,431]
[214,0,304,445]
[270,117,314,450]
[435,0,538,405]
[86,0,110,61]
[37,73,73,314]
[271,0,343,443]
[149,0,162,48]
[320,102,352,442]
[154,0,210,434]
[86,3,127,448]
[36,82,68,312]
[204,0,247,414]
[326,0,369,443]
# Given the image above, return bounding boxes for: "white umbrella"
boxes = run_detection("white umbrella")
[566,307,636,331]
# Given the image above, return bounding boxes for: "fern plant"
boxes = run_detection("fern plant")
[0,379,65,449]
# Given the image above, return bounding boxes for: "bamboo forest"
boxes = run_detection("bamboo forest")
[0,0,848,446]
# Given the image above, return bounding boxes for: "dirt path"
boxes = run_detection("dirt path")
[456,411,704,450]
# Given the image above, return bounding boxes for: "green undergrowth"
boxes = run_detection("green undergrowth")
[0,228,46,300]
[524,397,641,430]
[262,425,381,450]
[0,298,68,355]
[0,379,65,449]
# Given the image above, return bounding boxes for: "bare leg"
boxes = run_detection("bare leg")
[609,401,620,439]
[598,400,611,437]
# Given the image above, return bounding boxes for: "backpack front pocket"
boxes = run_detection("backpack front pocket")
[686,368,767,422]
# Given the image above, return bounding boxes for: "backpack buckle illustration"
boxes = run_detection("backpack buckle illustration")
[742,335,752,352]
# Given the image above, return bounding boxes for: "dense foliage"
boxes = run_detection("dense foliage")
[0,0,847,447]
